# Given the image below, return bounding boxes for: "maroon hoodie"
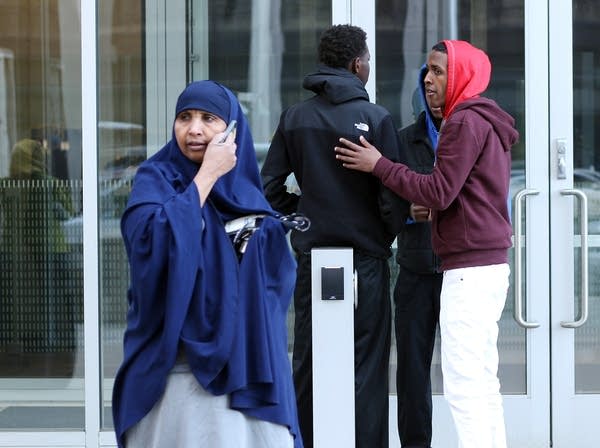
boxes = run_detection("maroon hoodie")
[373,40,519,270]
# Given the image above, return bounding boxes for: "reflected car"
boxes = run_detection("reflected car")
[62,151,141,244]
[510,167,600,234]
[510,167,600,300]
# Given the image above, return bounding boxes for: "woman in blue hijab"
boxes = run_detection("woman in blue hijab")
[112,80,302,448]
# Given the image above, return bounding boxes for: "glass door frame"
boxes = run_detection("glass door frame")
[505,0,552,443]
[133,1,599,447]
[83,2,101,448]
[425,0,597,446]
[7,1,593,447]
[332,0,376,103]
[550,1,600,446]
[422,0,553,446]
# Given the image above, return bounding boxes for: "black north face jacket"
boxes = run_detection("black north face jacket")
[261,65,408,259]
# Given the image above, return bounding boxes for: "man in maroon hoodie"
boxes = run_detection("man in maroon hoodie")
[335,40,518,448]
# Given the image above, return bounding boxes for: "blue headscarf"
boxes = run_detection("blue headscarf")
[112,81,302,447]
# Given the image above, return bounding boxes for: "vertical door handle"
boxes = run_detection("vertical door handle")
[513,189,541,328]
[560,189,589,328]
[353,269,358,309]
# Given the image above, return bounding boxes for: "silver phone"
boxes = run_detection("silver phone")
[219,119,237,143]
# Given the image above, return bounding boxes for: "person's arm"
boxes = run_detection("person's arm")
[260,119,300,214]
[336,119,481,210]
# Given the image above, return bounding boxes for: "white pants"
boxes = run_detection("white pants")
[440,263,510,448]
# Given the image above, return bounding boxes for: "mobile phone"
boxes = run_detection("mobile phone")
[219,120,237,143]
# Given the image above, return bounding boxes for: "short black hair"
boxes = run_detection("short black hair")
[317,24,367,68]
[432,41,447,53]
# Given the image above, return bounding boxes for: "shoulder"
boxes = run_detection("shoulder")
[397,122,417,142]
[398,112,425,137]
[361,102,393,121]
[278,96,320,126]
[443,101,496,150]
[446,101,492,132]
[398,110,428,138]
[137,152,173,180]
[328,94,392,122]
[350,102,394,135]
[450,97,501,123]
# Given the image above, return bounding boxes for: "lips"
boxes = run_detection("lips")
[187,141,206,151]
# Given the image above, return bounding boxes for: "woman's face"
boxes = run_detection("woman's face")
[174,109,227,163]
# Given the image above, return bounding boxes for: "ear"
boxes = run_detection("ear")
[347,58,355,74]
[350,57,359,75]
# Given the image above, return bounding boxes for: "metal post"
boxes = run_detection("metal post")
[311,247,355,447]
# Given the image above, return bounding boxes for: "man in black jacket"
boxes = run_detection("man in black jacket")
[394,67,443,448]
[260,24,407,448]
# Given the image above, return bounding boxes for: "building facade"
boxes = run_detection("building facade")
[0,1,598,446]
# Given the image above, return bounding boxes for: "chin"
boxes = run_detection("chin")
[190,154,205,164]
[181,149,205,164]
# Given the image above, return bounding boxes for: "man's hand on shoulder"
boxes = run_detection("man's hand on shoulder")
[335,135,382,173]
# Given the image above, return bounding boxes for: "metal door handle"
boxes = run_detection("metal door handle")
[560,189,589,328]
[353,269,358,309]
[513,189,540,328]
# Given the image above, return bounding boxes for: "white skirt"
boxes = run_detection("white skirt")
[125,364,294,448]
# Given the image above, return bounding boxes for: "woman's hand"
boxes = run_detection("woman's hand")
[200,130,237,179]
[194,131,237,205]
[334,135,382,173]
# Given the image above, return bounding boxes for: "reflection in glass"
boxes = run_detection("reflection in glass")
[98,0,145,430]
[99,0,331,429]
[0,0,83,429]
[376,0,526,395]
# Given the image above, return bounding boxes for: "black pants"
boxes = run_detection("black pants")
[394,267,442,448]
[293,252,391,448]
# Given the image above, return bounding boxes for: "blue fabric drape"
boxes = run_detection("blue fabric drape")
[112,80,302,448]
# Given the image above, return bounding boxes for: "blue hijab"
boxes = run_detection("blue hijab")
[112,80,302,447]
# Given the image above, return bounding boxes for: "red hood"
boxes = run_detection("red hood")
[443,40,491,119]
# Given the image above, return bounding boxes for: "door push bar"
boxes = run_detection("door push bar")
[514,188,590,328]
[560,189,589,328]
[513,189,541,328]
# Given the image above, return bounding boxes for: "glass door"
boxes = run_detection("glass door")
[377,0,598,446]
[96,0,600,446]
[415,0,600,446]
[98,0,333,441]
[373,1,552,445]
[0,0,85,435]
[499,1,552,445]
[550,0,600,446]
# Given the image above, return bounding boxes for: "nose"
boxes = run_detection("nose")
[423,70,433,85]
[188,116,204,135]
